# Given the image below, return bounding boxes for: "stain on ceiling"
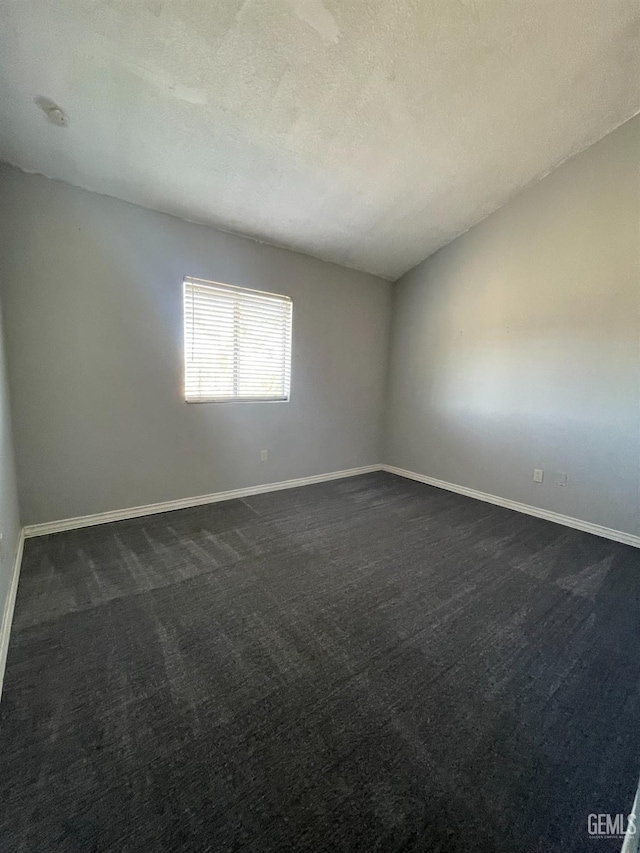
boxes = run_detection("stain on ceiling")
[1,0,638,279]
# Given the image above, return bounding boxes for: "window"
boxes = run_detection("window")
[183,277,292,402]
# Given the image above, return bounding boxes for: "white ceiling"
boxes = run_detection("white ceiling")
[1,0,638,280]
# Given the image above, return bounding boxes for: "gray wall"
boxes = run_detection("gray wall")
[0,297,20,625]
[0,167,391,525]
[386,116,640,536]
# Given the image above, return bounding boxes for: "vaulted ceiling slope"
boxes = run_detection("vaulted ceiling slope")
[1,0,638,280]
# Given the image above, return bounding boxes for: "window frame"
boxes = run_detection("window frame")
[182,276,293,404]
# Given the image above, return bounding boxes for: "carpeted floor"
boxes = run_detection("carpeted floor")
[1,471,639,852]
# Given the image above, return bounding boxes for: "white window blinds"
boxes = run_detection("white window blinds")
[183,277,292,402]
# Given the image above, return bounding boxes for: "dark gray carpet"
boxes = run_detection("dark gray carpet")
[1,472,639,852]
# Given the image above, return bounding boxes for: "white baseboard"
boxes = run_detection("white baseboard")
[23,465,383,538]
[382,465,640,549]
[621,776,640,853]
[20,461,640,550]
[0,531,25,700]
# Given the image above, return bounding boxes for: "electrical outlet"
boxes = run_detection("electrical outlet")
[533,469,544,483]
[260,449,268,462]
[554,472,567,487]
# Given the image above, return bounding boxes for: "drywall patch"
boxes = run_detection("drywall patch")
[290,0,341,43]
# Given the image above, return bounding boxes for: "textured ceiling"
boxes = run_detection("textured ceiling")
[1,0,638,279]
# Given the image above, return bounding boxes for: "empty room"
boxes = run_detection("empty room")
[0,1,639,850]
